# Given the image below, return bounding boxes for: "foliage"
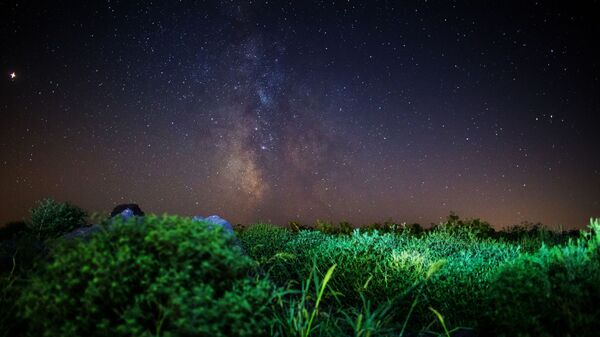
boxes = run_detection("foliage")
[238,223,296,284]
[272,264,337,337]
[498,221,578,252]
[480,218,600,336]
[431,212,495,239]
[315,220,336,234]
[0,235,42,276]
[269,228,520,331]
[4,202,597,337]
[0,274,23,337]
[238,223,293,263]
[18,215,275,337]
[422,232,520,327]
[338,221,353,235]
[0,221,29,241]
[288,221,309,233]
[400,222,424,235]
[28,198,87,240]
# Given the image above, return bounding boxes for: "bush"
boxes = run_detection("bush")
[238,223,293,263]
[432,213,495,239]
[288,221,310,233]
[18,215,275,337]
[238,223,295,284]
[338,221,353,235]
[0,222,29,241]
[498,222,577,252]
[315,220,337,234]
[28,199,87,240]
[480,219,600,336]
[402,223,424,235]
[422,235,520,327]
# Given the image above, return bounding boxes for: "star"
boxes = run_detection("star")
[9,72,16,80]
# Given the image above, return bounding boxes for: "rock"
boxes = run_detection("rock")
[110,204,145,218]
[192,215,244,253]
[61,224,103,241]
[119,208,135,221]
[193,215,235,235]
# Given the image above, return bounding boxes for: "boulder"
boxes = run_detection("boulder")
[61,224,103,241]
[110,204,145,218]
[193,215,235,235]
[193,215,244,253]
[118,208,135,221]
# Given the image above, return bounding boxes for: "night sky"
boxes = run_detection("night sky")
[1,1,599,229]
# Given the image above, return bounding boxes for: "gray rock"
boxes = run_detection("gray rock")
[192,215,235,235]
[109,208,140,225]
[119,208,135,221]
[192,215,244,254]
[110,203,145,217]
[62,224,103,241]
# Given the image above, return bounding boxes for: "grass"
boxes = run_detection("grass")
[239,218,600,336]
[1,204,599,336]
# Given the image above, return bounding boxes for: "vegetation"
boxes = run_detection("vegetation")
[481,219,600,336]
[0,199,599,336]
[18,215,274,337]
[28,198,87,241]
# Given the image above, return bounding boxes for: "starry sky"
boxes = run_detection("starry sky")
[1,1,599,229]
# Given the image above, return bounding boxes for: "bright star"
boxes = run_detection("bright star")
[9,72,16,79]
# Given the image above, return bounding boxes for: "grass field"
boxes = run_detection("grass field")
[1,200,599,336]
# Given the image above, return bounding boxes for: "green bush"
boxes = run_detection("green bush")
[315,220,337,234]
[397,222,423,236]
[422,234,520,327]
[238,223,295,285]
[288,221,310,233]
[0,274,26,337]
[338,221,353,235]
[18,215,275,337]
[481,218,600,336]
[432,213,495,239]
[0,221,29,241]
[498,222,577,252]
[0,235,42,276]
[238,223,293,263]
[28,198,87,240]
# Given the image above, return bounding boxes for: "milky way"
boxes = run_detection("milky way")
[1,1,599,228]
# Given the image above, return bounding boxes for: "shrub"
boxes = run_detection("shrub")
[422,236,520,327]
[0,273,31,337]
[238,223,295,284]
[481,218,600,336]
[498,222,577,252]
[1,221,35,275]
[315,220,336,234]
[288,221,310,233]
[18,215,275,337]
[402,223,424,235]
[338,221,353,235]
[0,235,42,276]
[433,213,495,239]
[238,223,293,263]
[0,222,29,241]
[28,198,87,240]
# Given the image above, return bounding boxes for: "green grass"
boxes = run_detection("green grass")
[1,203,599,336]
[240,219,600,336]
